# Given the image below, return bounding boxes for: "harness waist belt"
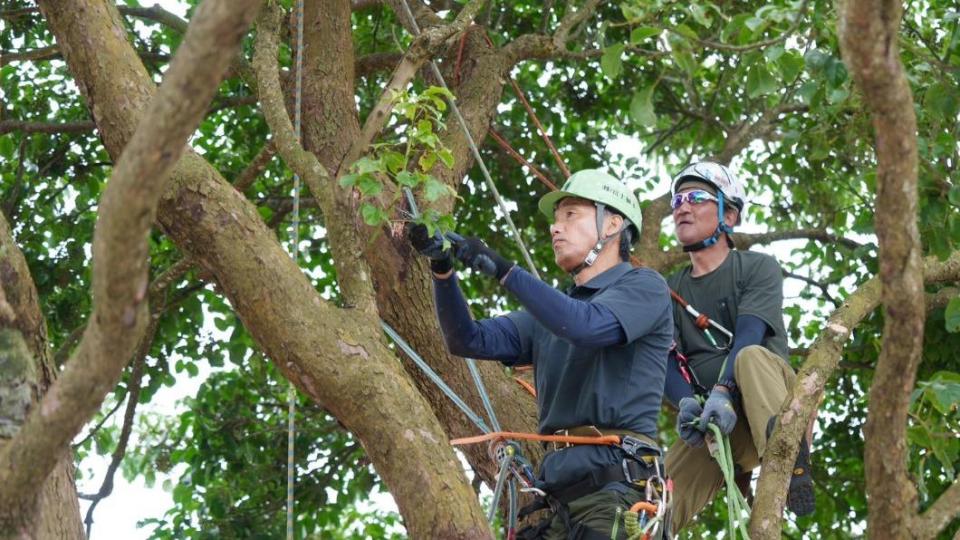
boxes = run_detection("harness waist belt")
[548,458,662,505]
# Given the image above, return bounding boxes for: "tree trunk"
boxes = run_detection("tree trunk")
[1,213,84,538]
[839,0,923,537]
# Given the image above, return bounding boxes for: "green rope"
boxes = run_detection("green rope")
[706,423,751,540]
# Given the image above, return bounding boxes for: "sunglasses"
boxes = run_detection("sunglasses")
[670,190,718,210]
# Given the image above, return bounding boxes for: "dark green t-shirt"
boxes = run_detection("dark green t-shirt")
[667,250,788,388]
[506,263,673,438]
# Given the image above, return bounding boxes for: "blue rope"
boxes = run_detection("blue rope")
[465,358,501,432]
[381,321,491,433]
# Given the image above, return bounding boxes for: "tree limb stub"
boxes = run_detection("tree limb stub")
[749,252,959,539]
[0,0,261,525]
[840,0,924,537]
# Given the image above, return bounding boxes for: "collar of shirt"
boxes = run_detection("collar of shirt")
[568,262,634,295]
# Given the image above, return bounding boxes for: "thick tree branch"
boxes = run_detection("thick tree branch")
[0,0,260,526]
[841,1,924,537]
[552,0,601,48]
[913,479,960,540]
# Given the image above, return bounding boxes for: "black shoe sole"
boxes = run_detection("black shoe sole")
[766,416,816,516]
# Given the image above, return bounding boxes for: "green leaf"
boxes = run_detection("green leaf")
[945,297,960,333]
[423,176,451,202]
[778,51,805,82]
[600,44,625,79]
[746,65,777,97]
[418,152,437,171]
[395,171,418,187]
[764,45,785,62]
[629,86,657,127]
[416,119,433,135]
[360,202,386,226]
[674,49,698,75]
[630,26,660,43]
[356,175,383,197]
[437,148,454,168]
[381,150,406,174]
[925,82,959,118]
[689,4,711,27]
[744,16,765,32]
[352,156,382,175]
[948,185,960,206]
[673,24,699,40]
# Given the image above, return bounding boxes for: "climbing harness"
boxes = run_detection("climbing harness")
[286,0,306,536]
[669,289,733,350]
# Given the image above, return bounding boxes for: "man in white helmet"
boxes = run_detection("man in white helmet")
[661,161,815,533]
[408,169,673,539]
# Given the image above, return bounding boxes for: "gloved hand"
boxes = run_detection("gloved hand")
[677,397,705,448]
[407,223,453,275]
[453,236,514,281]
[699,385,738,435]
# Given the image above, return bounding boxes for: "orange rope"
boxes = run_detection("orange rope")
[451,431,621,447]
[513,376,536,398]
[452,25,570,185]
[489,129,559,191]
[629,501,659,516]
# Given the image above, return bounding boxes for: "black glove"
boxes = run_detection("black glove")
[407,223,453,275]
[452,236,514,281]
[700,385,738,435]
[677,397,705,448]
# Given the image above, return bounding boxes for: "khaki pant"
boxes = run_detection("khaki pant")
[665,345,796,534]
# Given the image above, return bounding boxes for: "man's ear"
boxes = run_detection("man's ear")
[724,207,739,227]
[605,213,625,237]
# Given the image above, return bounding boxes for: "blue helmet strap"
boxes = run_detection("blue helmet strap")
[682,192,735,253]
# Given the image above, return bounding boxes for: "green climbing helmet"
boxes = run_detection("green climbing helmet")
[538,169,643,242]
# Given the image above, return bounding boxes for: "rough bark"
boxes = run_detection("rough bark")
[0,213,84,539]
[839,0,924,538]
[39,0,490,536]
[0,0,261,533]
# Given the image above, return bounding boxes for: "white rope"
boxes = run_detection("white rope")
[286,0,306,537]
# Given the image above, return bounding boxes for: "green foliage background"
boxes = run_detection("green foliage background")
[1,0,958,537]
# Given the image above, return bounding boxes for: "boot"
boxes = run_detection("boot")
[766,416,815,516]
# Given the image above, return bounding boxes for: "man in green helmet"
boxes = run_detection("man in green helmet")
[408,169,673,539]
[661,161,816,533]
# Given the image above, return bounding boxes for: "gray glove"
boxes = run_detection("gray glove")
[700,385,737,435]
[677,397,705,448]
